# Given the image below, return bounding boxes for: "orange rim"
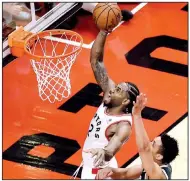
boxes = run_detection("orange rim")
[24,29,83,60]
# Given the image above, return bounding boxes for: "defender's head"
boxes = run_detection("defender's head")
[105,82,140,113]
[151,134,179,164]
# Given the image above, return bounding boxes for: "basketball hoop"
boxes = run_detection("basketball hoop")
[9,28,83,103]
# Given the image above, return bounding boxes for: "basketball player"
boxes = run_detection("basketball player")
[96,93,179,180]
[79,29,140,179]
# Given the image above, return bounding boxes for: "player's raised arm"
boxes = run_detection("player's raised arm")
[132,94,165,179]
[90,30,115,94]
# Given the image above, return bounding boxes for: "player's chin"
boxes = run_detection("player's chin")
[104,97,111,105]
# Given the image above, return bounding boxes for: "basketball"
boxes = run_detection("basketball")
[93,3,122,31]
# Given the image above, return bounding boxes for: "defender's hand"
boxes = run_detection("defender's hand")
[95,167,113,179]
[132,93,147,116]
[83,148,106,167]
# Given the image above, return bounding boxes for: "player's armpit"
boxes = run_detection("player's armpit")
[139,151,167,179]
[140,153,167,180]
[104,121,132,160]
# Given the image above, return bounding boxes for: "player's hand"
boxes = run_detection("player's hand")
[105,27,113,33]
[100,28,112,34]
[104,26,113,33]
[100,30,109,36]
[132,93,147,116]
[83,148,106,167]
[95,167,113,179]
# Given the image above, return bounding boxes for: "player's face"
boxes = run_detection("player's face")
[151,136,164,162]
[108,82,130,106]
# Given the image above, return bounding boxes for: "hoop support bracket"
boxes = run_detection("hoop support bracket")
[8,26,33,57]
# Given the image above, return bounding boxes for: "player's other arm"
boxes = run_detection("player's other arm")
[84,121,131,167]
[104,121,131,160]
[96,165,143,179]
[132,94,166,179]
[90,31,115,96]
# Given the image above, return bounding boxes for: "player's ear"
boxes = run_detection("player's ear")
[155,153,163,161]
[122,99,130,105]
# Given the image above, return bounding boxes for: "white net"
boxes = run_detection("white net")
[25,30,83,103]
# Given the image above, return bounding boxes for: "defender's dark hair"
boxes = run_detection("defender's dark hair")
[161,134,179,164]
[125,82,140,113]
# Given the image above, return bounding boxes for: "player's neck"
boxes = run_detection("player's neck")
[154,159,162,166]
[106,106,124,115]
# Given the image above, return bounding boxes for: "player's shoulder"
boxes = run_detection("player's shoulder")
[117,118,132,128]
[118,113,133,123]
[160,164,172,180]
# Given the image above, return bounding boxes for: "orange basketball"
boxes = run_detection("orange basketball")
[93,3,122,31]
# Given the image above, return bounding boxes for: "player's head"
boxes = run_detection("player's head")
[151,134,179,164]
[106,82,139,113]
